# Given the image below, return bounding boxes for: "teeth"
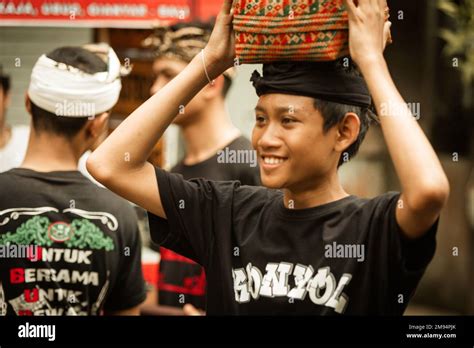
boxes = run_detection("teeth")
[263,157,285,165]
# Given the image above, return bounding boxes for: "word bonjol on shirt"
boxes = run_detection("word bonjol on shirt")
[233,262,351,313]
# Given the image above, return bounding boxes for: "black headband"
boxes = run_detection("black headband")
[250,61,371,108]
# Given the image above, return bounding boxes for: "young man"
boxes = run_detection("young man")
[0,45,146,316]
[142,21,259,315]
[88,0,450,315]
[0,68,30,172]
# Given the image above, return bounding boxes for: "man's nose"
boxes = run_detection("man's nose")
[258,124,281,149]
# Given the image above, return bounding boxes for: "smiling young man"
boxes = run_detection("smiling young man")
[87,0,450,315]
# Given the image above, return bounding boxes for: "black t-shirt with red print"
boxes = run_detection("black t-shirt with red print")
[0,168,146,316]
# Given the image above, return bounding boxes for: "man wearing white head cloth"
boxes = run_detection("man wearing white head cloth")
[0,45,146,316]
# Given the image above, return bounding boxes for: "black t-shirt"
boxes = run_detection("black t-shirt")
[0,168,146,316]
[172,136,260,185]
[157,136,260,309]
[148,168,438,315]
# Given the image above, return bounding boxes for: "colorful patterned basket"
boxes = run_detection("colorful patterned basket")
[233,0,387,63]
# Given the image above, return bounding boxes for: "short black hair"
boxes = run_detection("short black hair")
[168,20,232,98]
[30,102,90,138]
[30,46,107,138]
[314,99,375,167]
[0,66,10,95]
[314,58,377,167]
[46,46,107,74]
[170,19,214,32]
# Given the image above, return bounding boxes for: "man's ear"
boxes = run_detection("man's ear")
[334,112,360,153]
[86,112,110,140]
[201,75,225,100]
[25,93,32,115]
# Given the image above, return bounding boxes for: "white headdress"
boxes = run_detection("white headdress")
[28,44,126,117]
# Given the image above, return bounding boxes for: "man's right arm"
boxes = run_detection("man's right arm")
[86,0,235,218]
[86,50,211,219]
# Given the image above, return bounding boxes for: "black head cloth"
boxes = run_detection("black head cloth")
[250,61,371,108]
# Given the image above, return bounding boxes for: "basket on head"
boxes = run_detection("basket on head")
[232,0,389,64]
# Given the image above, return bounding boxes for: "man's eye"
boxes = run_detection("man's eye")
[282,117,295,124]
[255,115,266,123]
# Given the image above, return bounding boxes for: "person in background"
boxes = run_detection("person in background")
[0,44,146,316]
[0,66,29,172]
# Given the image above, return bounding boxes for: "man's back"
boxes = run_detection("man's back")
[0,168,146,316]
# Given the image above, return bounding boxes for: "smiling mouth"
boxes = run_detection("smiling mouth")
[261,156,288,166]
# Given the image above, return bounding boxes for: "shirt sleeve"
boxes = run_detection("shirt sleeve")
[387,193,438,292]
[147,167,238,267]
[366,192,438,310]
[104,205,147,312]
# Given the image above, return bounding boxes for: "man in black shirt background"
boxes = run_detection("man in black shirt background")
[0,44,146,315]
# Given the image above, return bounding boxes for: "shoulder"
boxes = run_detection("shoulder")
[226,136,261,185]
[170,160,185,174]
[159,168,269,205]
[0,169,26,190]
[343,192,401,224]
[234,183,278,202]
[74,179,140,240]
[355,192,401,211]
[232,184,279,216]
[0,169,17,180]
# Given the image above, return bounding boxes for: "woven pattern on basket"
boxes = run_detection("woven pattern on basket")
[233,0,382,63]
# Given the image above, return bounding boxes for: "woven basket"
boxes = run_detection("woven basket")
[233,0,387,63]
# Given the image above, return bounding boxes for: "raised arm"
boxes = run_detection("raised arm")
[87,0,235,218]
[344,0,450,238]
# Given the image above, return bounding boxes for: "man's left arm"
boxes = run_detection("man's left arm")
[344,0,450,239]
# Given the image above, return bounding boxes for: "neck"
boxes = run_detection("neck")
[181,99,241,165]
[283,171,348,209]
[0,118,11,149]
[21,129,85,172]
